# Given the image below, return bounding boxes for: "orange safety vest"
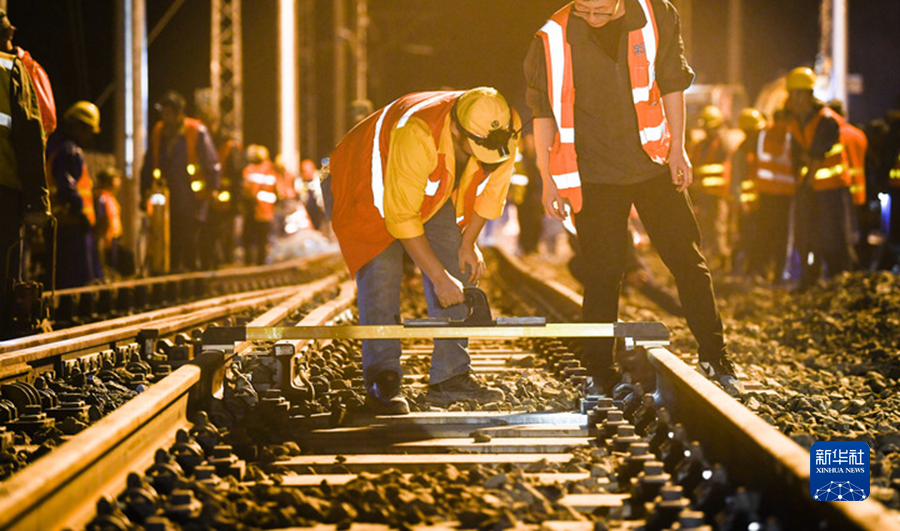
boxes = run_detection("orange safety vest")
[243,160,279,222]
[691,135,730,197]
[45,148,96,226]
[17,47,56,136]
[753,121,796,196]
[537,0,669,213]
[212,137,239,210]
[790,106,851,192]
[329,91,493,276]
[96,189,123,247]
[839,122,867,205]
[151,117,206,194]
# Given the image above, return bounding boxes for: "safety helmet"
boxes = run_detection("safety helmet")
[786,67,816,92]
[64,101,101,134]
[453,87,519,164]
[246,144,270,164]
[699,105,724,130]
[737,108,766,132]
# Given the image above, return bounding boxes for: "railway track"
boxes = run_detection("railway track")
[0,248,898,530]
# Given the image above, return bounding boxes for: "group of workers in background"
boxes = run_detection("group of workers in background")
[6,0,900,409]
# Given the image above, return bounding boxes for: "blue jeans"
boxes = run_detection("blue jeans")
[356,201,473,397]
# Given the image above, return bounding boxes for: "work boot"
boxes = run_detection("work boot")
[363,392,410,415]
[697,355,745,397]
[363,370,409,415]
[428,372,505,406]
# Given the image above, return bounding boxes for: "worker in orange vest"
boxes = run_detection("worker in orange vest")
[328,88,516,414]
[730,108,766,277]
[242,145,279,265]
[140,90,221,273]
[1,10,56,137]
[689,105,732,269]
[46,102,101,288]
[785,67,857,290]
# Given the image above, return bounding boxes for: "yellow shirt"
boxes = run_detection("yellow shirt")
[383,115,514,239]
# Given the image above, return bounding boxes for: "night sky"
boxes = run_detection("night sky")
[6,0,900,163]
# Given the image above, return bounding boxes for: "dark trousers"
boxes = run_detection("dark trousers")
[199,209,236,270]
[747,194,792,282]
[171,216,202,273]
[243,219,272,265]
[0,188,23,337]
[794,186,856,288]
[574,173,725,377]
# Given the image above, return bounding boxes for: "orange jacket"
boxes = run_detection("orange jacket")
[330,91,513,276]
[753,120,796,196]
[790,106,850,192]
[243,160,279,222]
[839,122,867,205]
[537,0,669,213]
[17,47,56,136]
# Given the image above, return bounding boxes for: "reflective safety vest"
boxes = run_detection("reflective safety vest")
[537,0,669,213]
[790,107,851,192]
[96,189,123,247]
[329,91,498,276]
[691,135,730,197]
[212,138,239,211]
[753,123,796,196]
[891,149,900,189]
[17,47,56,137]
[45,145,96,226]
[151,117,207,195]
[243,160,279,222]
[839,122,867,205]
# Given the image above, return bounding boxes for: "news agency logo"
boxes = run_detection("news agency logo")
[810,441,870,501]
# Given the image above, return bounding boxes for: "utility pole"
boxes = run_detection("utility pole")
[832,0,848,109]
[114,0,147,252]
[299,0,317,161]
[279,0,299,175]
[211,0,243,146]
[354,0,368,107]
[727,0,743,87]
[334,0,347,144]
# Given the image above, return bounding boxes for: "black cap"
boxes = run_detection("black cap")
[155,90,186,112]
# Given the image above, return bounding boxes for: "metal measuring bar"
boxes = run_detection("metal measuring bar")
[201,287,668,351]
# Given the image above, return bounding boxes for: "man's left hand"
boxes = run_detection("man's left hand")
[669,148,693,193]
[458,243,485,284]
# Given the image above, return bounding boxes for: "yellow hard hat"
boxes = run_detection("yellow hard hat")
[64,101,101,134]
[786,67,816,92]
[246,144,270,164]
[699,105,724,129]
[737,108,766,132]
[454,87,519,164]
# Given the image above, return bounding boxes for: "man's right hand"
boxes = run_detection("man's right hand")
[433,272,466,308]
[541,181,569,221]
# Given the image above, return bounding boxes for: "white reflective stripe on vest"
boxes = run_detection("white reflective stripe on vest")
[757,169,775,180]
[559,127,575,143]
[0,112,10,129]
[476,174,491,196]
[634,0,658,97]
[456,215,466,223]
[257,190,277,204]
[0,57,12,70]
[552,171,580,190]
[247,173,277,186]
[424,179,440,196]
[397,94,447,128]
[371,100,398,218]
[541,19,567,132]
[639,122,666,144]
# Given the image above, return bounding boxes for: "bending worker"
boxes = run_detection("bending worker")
[328,88,518,415]
[527,0,742,395]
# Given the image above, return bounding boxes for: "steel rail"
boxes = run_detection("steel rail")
[0,277,347,531]
[486,246,900,531]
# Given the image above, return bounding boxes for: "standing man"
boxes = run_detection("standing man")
[690,105,731,269]
[46,102,102,288]
[527,0,741,395]
[0,41,48,338]
[140,91,221,273]
[329,87,516,414]
[784,67,856,290]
